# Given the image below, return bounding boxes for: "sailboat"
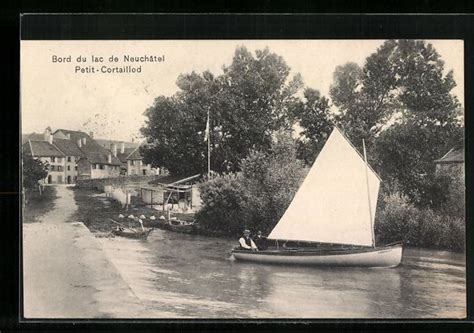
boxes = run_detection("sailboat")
[232,127,403,268]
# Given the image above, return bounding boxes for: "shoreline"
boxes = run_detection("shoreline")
[72,186,465,254]
[23,220,156,318]
[22,186,158,318]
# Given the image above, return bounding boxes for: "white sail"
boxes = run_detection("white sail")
[268,128,380,247]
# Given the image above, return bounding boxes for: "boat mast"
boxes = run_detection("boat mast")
[205,106,211,179]
[362,139,375,248]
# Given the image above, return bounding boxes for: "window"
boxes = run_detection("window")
[57,157,62,163]
[51,157,55,162]
[57,166,63,172]
[75,165,78,171]
[50,165,55,171]
[92,164,96,169]
[67,156,71,162]
[67,166,71,171]
[99,165,104,170]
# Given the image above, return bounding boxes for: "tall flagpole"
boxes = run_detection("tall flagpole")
[362,139,375,248]
[207,107,211,179]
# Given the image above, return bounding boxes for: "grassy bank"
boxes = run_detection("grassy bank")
[72,187,195,233]
[23,186,58,223]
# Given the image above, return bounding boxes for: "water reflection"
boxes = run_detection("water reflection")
[99,228,465,318]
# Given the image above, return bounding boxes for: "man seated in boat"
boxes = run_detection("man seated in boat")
[239,229,258,251]
[254,231,268,250]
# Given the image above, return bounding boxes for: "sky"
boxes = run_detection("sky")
[21,40,464,141]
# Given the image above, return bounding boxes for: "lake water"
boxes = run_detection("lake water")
[99,228,466,318]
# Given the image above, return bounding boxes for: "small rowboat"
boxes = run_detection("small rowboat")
[164,219,196,234]
[112,228,153,239]
[109,218,153,239]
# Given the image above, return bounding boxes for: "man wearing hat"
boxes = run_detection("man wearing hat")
[239,229,258,251]
[254,230,268,251]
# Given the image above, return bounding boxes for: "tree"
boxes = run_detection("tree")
[22,151,48,197]
[329,62,363,117]
[239,133,306,233]
[393,40,460,126]
[141,71,218,176]
[141,46,303,176]
[330,41,399,149]
[374,121,462,204]
[196,134,306,235]
[292,88,333,164]
[330,40,463,204]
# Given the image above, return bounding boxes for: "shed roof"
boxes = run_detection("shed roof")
[149,174,202,186]
[434,147,464,164]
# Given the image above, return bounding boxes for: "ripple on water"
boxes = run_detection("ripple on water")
[98,233,466,318]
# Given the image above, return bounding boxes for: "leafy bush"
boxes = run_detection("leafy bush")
[196,135,306,236]
[438,172,465,219]
[375,191,465,252]
[196,174,246,235]
[440,217,465,252]
[375,192,420,245]
[22,151,48,190]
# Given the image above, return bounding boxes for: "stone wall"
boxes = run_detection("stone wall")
[75,175,157,191]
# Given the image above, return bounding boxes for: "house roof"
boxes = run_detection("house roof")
[55,129,121,165]
[26,140,65,157]
[117,147,137,163]
[83,152,122,166]
[434,147,464,164]
[22,133,45,144]
[94,139,139,150]
[54,129,90,139]
[59,130,103,152]
[53,138,85,157]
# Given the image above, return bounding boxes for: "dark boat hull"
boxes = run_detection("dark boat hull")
[112,228,153,239]
[232,242,403,268]
[162,220,196,234]
[164,224,194,233]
